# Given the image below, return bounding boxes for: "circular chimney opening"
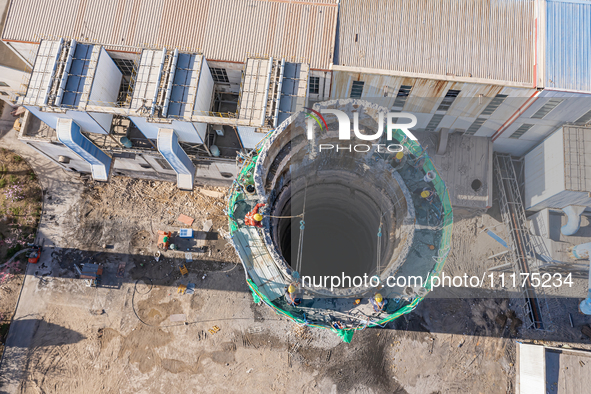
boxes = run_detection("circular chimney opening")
[275,181,386,281]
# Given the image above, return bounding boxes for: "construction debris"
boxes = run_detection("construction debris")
[179,265,188,276]
[177,214,195,226]
[200,189,225,199]
[116,263,125,278]
[76,263,103,287]
[157,231,172,250]
[202,219,213,232]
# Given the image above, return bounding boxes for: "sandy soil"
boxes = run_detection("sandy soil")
[0,176,531,394]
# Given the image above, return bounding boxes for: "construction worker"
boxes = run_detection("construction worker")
[370,293,388,312]
[332,321,344,330]
[392,151,404,166]
[413,187,435,202]
[285,284,301,306]
[244,202,265,227]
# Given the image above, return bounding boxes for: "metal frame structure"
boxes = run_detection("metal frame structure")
[494,153,548,330]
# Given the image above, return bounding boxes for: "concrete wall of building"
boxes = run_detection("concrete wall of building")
[110,152,236,186]
[0,65,29,104]
[330,70,536,116]
[329,69,591,157]
[25,139,92,173]
[308,70,331,102]
[492,90,591,156]
[524,128,566,210]
[524,126,591,211]
[207,60,242,94]
[3,41,37,67]
[195,159,236,183]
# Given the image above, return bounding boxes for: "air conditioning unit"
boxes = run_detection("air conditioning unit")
[213,125,224,137]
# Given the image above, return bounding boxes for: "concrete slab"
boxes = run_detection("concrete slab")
[0,123,85,392]
[414,130,493,209]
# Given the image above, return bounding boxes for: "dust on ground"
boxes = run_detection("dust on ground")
[1,172,591,393]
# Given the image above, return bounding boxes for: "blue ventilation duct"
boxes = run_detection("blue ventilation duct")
[56,118,112,181]
[157,128,196,190]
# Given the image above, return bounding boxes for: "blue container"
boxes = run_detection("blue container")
[179,228,193,238]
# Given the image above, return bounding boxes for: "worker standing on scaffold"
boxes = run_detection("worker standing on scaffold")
[413,187,435,202]
[370,293,388,312]
[245,203,265,227]
[392,151,405,166]
[285,284,301,306]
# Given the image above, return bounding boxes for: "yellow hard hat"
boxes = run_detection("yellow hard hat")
[375,293,383,303]
[253,213,263,221]
[288,284,296,294]
[395,151,404,160]
[420,190,431,198]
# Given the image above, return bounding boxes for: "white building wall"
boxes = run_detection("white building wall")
[129,116,159,139]
[26,139,91,173]
[5,41,38,67]
[171,120,202,144]
[207,60,242,94]
[0,65,29,104]
[194,58,214,116]
[524,128,565,210]
[88,47,122,107]
[493,90,591,156]
[330,70,536,126]
[66,110,109,135]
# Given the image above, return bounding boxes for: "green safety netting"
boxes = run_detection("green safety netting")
[230,128,454,341]
[336,329,355,343]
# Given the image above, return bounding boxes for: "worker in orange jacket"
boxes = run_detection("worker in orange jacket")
[244,203,265,227]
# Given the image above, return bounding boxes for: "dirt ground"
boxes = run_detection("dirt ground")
[0,174,584,394]
[0,146,42,361]
[1,111,591,392]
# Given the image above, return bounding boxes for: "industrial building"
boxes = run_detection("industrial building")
[0,0,30,105]
[1,1,591,381]
[0,0,588,192]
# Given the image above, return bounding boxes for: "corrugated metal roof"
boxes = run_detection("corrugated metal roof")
[2,0,338,69]
[546,0,591,92]
[336,0,535,84]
